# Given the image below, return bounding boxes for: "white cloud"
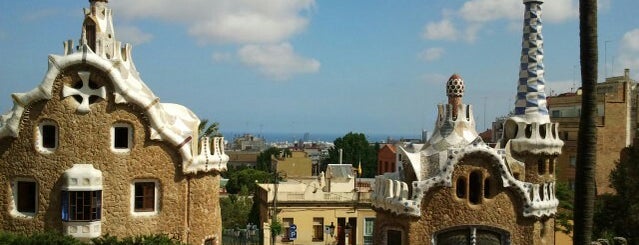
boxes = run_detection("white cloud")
[422,19,459,41]
[423,0,578,43]
[419,47,445,62]
[110,0,318,80]
[616,29,639,79]
[458,0,520,23]
[116,26,153,45]
[237,43,320,80]
[110,0,315,45]
[212,52,233,63]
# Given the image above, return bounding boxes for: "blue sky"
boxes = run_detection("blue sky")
[1,0,638,138]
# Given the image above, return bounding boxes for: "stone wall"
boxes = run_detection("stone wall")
[0,65,221,244]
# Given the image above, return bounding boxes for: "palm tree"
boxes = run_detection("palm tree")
[198,119,221,138]
[574,0,598,243]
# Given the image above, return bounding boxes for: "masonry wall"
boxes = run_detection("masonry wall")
[373,154,554,245]
[0,64,221,244]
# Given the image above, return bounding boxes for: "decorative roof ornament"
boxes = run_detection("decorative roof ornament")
[514,0,550,124]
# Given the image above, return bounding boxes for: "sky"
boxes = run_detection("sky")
[1,0,638,138]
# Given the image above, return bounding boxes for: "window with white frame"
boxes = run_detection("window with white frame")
[131,180,159,215]
[112,123,132,152]
[61,190,102,221]
[36,120,58,153]
[364,218,375,245]
[312,218,324,241]
[11,179,37,217]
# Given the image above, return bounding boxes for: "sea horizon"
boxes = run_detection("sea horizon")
[220,131,423,143]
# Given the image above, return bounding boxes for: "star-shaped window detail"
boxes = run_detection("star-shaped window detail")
[62,71,106,113]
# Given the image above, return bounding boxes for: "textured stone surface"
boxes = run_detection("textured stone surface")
[0,65,222,244]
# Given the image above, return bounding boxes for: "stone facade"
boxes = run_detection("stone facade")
[548,69,637,194]
[371,1,562,244]
[0,1,227,244]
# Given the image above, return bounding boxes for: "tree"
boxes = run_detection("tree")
[256,147,281,172]
[593,145,639,243]
[555,181,574,235]
[198,119,221,138]
[225,168,273,194]
[220,193,254,230]
[325,132,377,178]
[574,0,598,243]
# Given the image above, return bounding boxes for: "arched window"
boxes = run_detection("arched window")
[537,158,545,175]
[456,177,466,199]
[483,177,492,198]
[469,171,482,204]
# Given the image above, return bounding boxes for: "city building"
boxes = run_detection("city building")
[273,151,313,178]
[547,68,637,193]
[231,134,267,151]
[226,151,260,169]
[0,1,229,244]
[371,1,563,244]
[377,144,397,175]
[256,164,375,245]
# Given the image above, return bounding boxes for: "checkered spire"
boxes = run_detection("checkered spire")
[515,0,550,123]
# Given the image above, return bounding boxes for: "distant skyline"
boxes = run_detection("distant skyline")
[1,0,638,136]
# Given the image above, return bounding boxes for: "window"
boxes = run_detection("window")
[12,180,37,216]
[469,171,482,204]
[282,218,294,241]
[538,158,546,174]
[204,238,216,245]
[36,121,58,153]
[456,177,466,198]
[61,191,102,221]
[436,226,509,245]
[569,156,576,167]
[112,123,132,152]
[133,181,157,213]
[483,178,492,198]
[364,218,375,245]
[313,218,324,241]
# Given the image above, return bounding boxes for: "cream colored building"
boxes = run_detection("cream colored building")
[256,164,375,245]
[273,151,313,178]
[0,1,228,244]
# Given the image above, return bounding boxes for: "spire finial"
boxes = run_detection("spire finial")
[514,0,550,123]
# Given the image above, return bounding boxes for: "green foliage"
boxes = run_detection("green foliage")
[270,220,283,237]
[0,230,84,245]
[198,119,221,138]
[593,145,639,243]
[325,132,377,177]
[92,234,183,245]
[0,231,182,245]
[225,168,273,194]
[220,194,255,229]
[256,147,281,172]
[555,181,574,234]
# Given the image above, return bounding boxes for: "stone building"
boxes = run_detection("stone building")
[0,1,228,244]
[371,0,563,244]
[547,68,637,193]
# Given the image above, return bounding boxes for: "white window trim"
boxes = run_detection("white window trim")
[36,120,58,154]
[10,178,38,218]
[111,123,133,153]
[130,179,160,217]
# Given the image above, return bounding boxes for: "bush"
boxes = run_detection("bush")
[0,231,183,245]
[0,230,84,245]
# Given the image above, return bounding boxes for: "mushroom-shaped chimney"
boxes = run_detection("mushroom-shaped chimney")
[446,74,465,115]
